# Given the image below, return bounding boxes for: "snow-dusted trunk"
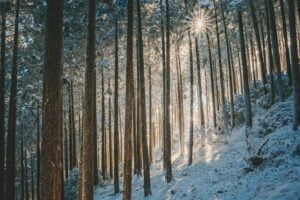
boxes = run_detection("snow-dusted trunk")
[195,38,204,127]
[101,67,107,179]
[237,10,252,128]
[287,0,300,130]
[109,79,113,178]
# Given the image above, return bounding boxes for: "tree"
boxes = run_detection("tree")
[136,0,151,195]
[123,0,134,197]
[267,0,284,101]
[113,10,120,194]
[0,3,7,199]
[165,0,172,181]
[6,0,20,199]
[237,10,252,128]
[287,0,300,130]
[79,0,96,198]
[108,78,113,178]
[101,66,107,179]
[36,103,41,200]
[41,0,64,199]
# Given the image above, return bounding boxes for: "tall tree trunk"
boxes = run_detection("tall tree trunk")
[288,0,300,130]
[71,80,77,167]
[164,0,172,182]
[221,1,234,127]
[68,83,73,172]
[93,71,98,185]
[64,113,69,179]
[265,0,275,105]
[21,131,25,200]
[237,10,252,128]
[101,67,107,179]
[6,1,20,199]
[113,11,120,194]
[247,0,267,91]
[31,156,35,200]
[79,0,96,198]
[195,38,204,125]
[25,150,29,200]
[267,0,284,101]
[0,7,6,199]
[206,34,217,128]
[108,79,113,178]
[213,0,229,136]
[136,0,151,195]
[148,64,153,164]
[279,0,292,85]
[123,0,134,197]
[36,103,40,200]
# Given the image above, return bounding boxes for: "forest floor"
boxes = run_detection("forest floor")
[92,96,300,200]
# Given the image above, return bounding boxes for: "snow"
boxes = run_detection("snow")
[92,96,300,200]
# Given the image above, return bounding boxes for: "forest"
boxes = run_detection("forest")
[0,0,300,199]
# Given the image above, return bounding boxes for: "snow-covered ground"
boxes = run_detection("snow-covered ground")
[93,97,300,200]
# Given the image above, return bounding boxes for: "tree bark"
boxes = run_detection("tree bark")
[287,0,300,130]
[6,1,20,199]
[237,10,252,128]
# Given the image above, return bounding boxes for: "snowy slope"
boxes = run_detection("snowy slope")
[94,98,300,200]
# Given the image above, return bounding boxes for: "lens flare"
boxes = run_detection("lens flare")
[186,7,213,37]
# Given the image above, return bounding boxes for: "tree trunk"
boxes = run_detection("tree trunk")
[0,7,6,199]
[279,0,292,85]
[247,0,267,90]
[237,10,252,128]
[288,0,300,130]
[206,34,217,128]
[31,156,35,200]
[148,64,153,164]
[123,0,134,197]
[113,11,120,194]
[79,0,96,198]
[36,103,40,200]
[108,79,113,178]
[136,0,151,195]
[101,67,107,179]
[93,71,98,185]
[267,0,284,101]
[21,131,25,200]
[25,150,29,200]
[6,1,20,199]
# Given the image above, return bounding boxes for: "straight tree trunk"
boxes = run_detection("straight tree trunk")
[213,0,229,136]
[279,0,292,85]
[148,64,153,164]
[71,80,77,167]
[36,104,40,200]
[79,0,96,198]
[93,71,98,185]
[6,1,20,199]
[123,0,134,197]
[164,0,172,182]
[0,7,6,199]
[21,131,25,200]
[31,156,35,200]
[206,34,217,128]
[64,114,69,179]
[25,150,29,200]
[195,37,204,125]
[267,0,284,101]
[136,0,151,195]
[113,11,120,194]
[287,0,300,130]
[247,0,267,90]
[101,67,107,179]
[265,0,275,105]
[108,79,113,178]
[237,10,252,128]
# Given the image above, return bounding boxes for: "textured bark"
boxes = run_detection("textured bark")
[136,0,152,195]
[64,113,69,179]
[148,64,153,164]
[71,80,77,167]
[21,131,25,200]
[80,0,96,198]
[93,71,98,185]
[267,0,284,101]
[0,7,6,200]
[164,0,172,182]
[287,0,300,130]
[113,12,120,194]
[237,11,252,128]
[279,0,292,85]
[41,0,63,199]
[6,1,20,199]
[123,0,134,197]
[25,151,29,200]
[31,156,35,200]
